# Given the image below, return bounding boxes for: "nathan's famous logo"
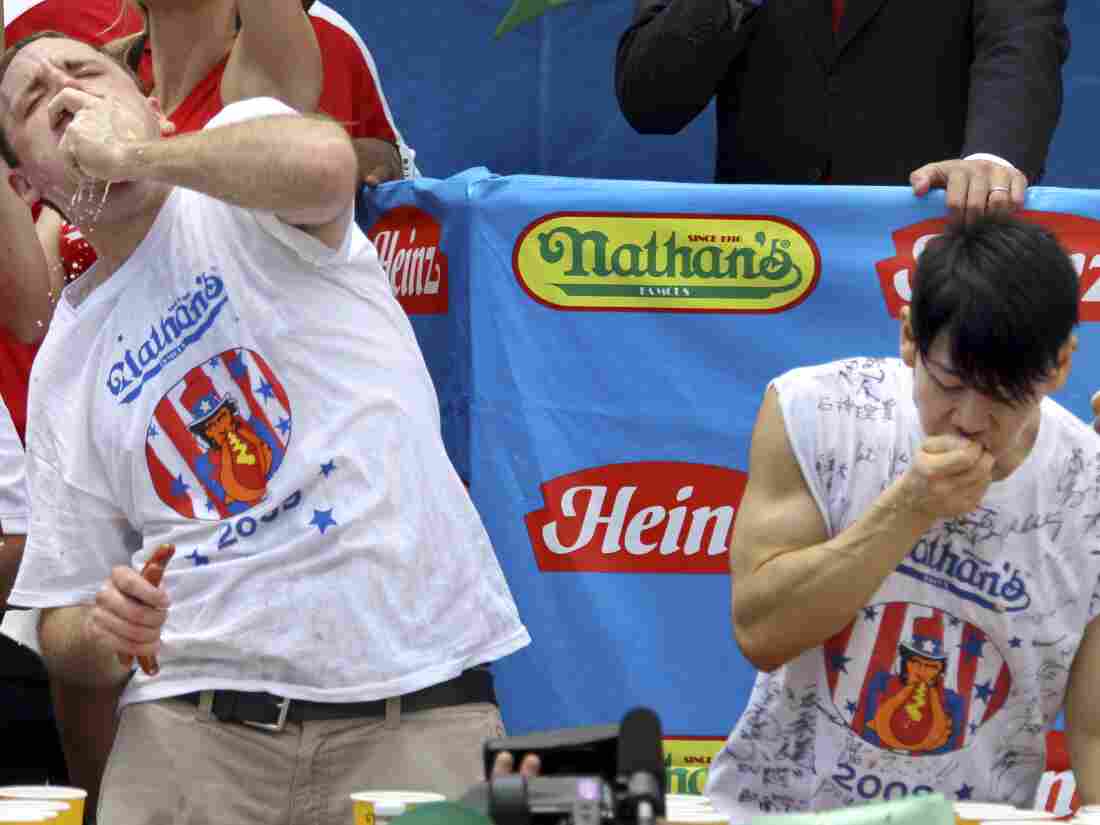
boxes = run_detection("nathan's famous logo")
[108,270,229,404]
[664,738,725,795]
[512,213,821,311]
[825,603,1011,756]
[876,210,1100,320]
[367,205,449,315]
[525,462,746,573]
[146,349,291,520]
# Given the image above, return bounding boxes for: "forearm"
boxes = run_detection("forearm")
[0,178,57,343]
[38,606,132,688]
[121,115,357,225]
[734,480,936,669]
[964,0,1068,182]
[615,0,753,134]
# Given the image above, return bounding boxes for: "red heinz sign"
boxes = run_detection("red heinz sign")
[525,461,746,573]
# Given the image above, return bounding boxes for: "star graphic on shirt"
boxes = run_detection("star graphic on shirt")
[310,508,337,535]
[205,498,217,512]
[228,353,248,379]
[862,606,877,621]
[828,652,852,674]
[969,722,979,735]
[1009,637,1023,649]
[208,356,221,369]
[973,680,995,703]
[276,417,291,436]
[199,399,213,414]
[960,635,987,660]
[256,381,275,402]
[948,616,962,627]
[147,423,159,439]
[320,460,336,478]
[170,474,191,498]
[956,785,974,801]
[186,549,210,566]
[845,700,857,715]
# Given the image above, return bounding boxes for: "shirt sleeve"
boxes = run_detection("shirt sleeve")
[0,395,28,537]
[9,447,137,609]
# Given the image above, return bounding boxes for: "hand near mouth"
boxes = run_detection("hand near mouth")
[51,87,144,185]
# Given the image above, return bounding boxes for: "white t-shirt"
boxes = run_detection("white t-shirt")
[11,98,529,707]
[0,393,38,653]
[707,357,1100,816]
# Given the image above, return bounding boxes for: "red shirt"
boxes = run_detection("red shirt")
[137,4,405,141]
[5,0,143,47]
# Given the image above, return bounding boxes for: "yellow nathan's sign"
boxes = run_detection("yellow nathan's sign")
[513,213,821,311]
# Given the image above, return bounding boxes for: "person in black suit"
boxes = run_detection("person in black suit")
[615,0,1069,221]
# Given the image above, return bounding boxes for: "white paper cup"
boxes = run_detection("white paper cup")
[350,791,446,825]
[0,788,84,825]
[0,805,60,825]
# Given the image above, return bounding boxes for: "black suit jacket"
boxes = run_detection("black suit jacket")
[615,0,1069,184]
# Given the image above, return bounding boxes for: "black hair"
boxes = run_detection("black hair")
[910,214,1079,406]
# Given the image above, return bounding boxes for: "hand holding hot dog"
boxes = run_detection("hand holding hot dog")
[89,544,174,677]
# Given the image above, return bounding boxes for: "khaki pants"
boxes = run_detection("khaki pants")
[98,697,505,825]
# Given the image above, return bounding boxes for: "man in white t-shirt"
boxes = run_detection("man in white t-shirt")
[0,33,530,823]
[706,216,1100,815]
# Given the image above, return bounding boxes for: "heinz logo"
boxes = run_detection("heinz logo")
[513,213,820,312]
[367,206,449,315]
[525,462,747,573]
[876,210,1100,320]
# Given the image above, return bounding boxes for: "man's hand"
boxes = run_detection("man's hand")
[52,88,145,185]
[899,435,995,520]
[910,157,1028,223]
[353,138,403,188]
[87,564,170,665]
[491,751,542,779]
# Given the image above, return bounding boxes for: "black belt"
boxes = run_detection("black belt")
[177,667,496,732]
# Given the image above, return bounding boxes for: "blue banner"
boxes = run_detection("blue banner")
[359,171,1100,739]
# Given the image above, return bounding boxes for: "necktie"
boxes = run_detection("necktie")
[832,0,845,33]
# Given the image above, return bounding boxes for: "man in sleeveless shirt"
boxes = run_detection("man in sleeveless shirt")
[707,215,1100,816]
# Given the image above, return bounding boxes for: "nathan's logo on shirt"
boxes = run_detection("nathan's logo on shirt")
[107,270,229,405]
[825,603,1012,757]
[512,213,820,312]
[898,533,1032,612]
[524,461,746,573]
[875,211,1100,320]
[367,206,449,315]
[146,350,291,520]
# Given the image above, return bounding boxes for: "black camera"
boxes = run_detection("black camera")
[461,708,666,825]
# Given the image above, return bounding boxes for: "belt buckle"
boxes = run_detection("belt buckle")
[243,695,291,733]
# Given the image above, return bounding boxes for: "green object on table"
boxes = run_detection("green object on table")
[494,0,574,38]
[748,793,955,825]
[391,802,494,825]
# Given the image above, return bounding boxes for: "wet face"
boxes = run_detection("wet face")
[904,655,944,686]
[0,37,158,207]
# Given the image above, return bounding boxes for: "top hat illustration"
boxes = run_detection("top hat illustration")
[900,613,947,661]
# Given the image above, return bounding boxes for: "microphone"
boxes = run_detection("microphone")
[615,708,665,825]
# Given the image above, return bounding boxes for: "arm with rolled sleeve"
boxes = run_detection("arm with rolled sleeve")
[615,0,759,135]
[964,0,1069,183]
